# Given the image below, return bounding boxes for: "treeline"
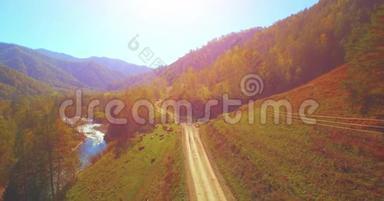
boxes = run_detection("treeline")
[0,96,80,201]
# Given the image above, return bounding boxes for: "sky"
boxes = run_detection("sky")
[0,0,318,67]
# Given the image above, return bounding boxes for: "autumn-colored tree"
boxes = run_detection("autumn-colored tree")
[346,5,384,115]
[3,98,79,201]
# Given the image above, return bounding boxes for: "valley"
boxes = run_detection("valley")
[0,0,383,201]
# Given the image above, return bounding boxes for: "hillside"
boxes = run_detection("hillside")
[0,43,82,89]
[0,43,151,90]
[156,27,261,83]
[66,124,187,201]
[115,0,383,97]
[138,0,384,119]
[199,65,384,200]
[0,64,53,99]
[37,49,152,77]
[86,57,151,77]
[118,28,260,88]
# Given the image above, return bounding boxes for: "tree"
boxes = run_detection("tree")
[346,5,384,114]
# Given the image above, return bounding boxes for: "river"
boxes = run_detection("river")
[76,123,107,168]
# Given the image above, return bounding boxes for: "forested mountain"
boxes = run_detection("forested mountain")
[37,49,152,77]
[141,0,383,117]
[36,49,79,62]
[110,0,384,137]
[156,27,261,83]
[0,64,53,99]
[195,8,384,197]
[0,43,81,89]
[85,57,151,77]
[0,43,151,91]
[188,2,384,200]
[118,28,260,88]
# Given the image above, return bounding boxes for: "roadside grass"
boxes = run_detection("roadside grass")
[0,186,4,200]
[66,124,187,201]
[200,66,384,201]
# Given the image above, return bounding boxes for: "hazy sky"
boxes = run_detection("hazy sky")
[0,0,318,67]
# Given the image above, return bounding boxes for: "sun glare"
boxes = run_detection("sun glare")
[132,0,209,24]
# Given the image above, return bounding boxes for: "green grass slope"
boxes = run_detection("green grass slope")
[200,65,384,201]
[66,124,187,201]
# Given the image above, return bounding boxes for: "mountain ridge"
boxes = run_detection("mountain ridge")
[36,48,152,76]
[0,42,152,92]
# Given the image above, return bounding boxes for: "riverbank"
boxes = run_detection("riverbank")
[66,124,188,201]
[76,122,108,169]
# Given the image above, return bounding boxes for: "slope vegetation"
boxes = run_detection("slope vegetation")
[200,65,384,200]
[66,125,187,201]
[157,28,260,83]
[0,64,52,99]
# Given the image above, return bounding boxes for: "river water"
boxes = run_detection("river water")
[76,123,107,168]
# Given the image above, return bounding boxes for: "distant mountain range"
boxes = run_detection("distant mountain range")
[36,49,150,77]
[0,42,151,98]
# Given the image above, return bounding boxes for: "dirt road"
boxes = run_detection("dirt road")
[182,124,230,201]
